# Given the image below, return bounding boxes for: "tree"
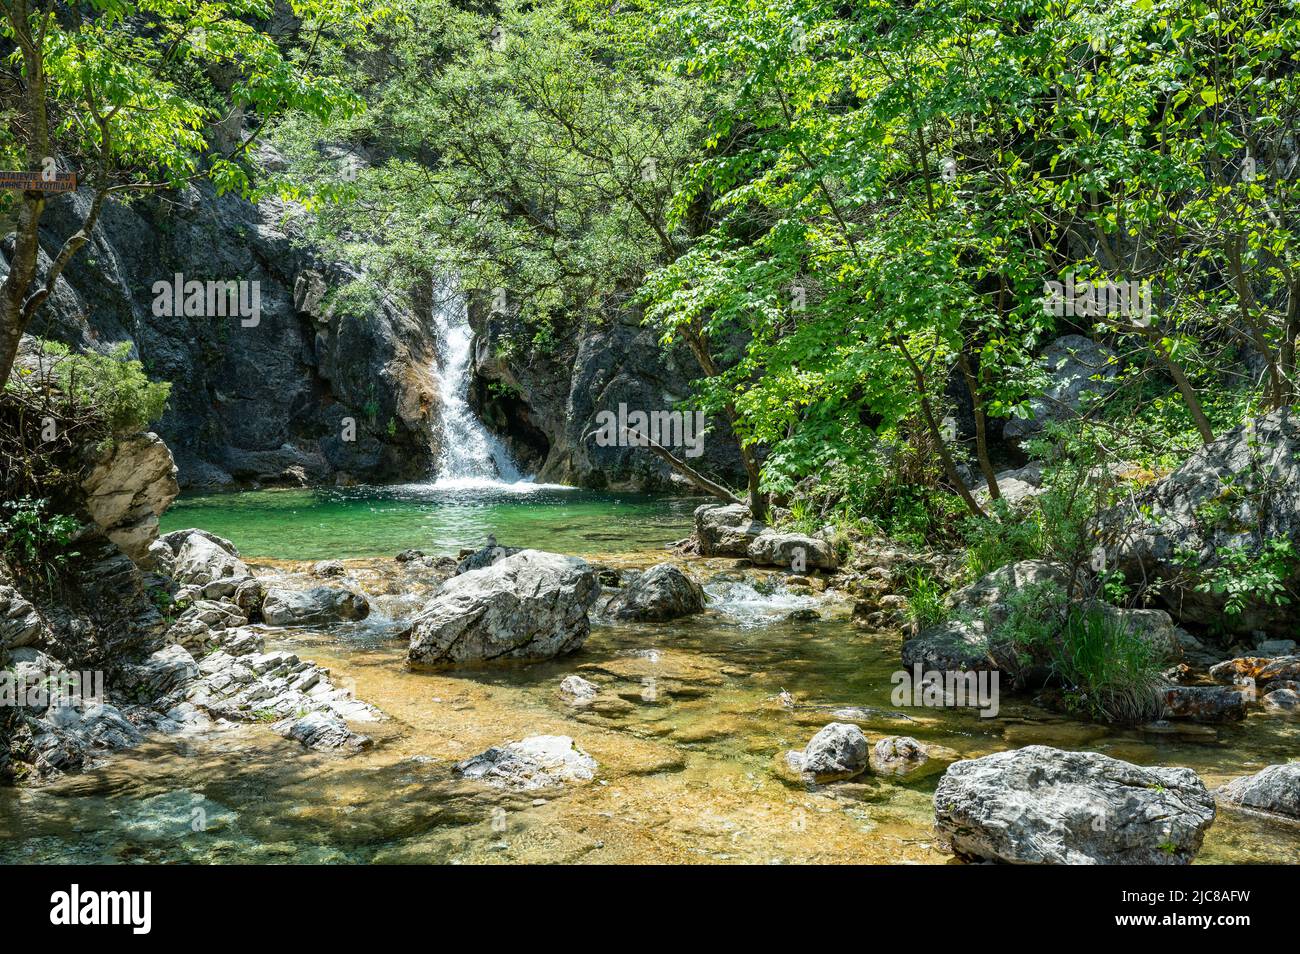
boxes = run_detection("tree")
[0,0,381,385]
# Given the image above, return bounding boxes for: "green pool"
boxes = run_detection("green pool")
[159,483,701,561]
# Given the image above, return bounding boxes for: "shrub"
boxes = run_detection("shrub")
[0,497,81,587]
[987,581,1167,725]
[37,341,171,435]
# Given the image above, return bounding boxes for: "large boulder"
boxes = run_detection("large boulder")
[604,563,705,621]
[1108,409,1300,633]
[693,503,767,557]
[406,550,599,668]
[934,746,1215,864]
[79,432,180,562]
[261,586,370,627]
[160,529,252,598]
[1215,763,1300,821]
[453,735,597,790]
[1004,335,1118,443]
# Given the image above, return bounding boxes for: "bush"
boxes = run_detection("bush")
[0,497,80,587]
[38,341,171,435]
[987,582,1167,725]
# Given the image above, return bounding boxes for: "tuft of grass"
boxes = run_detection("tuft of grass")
[1051,608,1168,725]
[961,500,1044,579]
[903,568,948,630]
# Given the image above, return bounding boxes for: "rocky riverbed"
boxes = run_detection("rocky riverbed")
[3,528,1299,864]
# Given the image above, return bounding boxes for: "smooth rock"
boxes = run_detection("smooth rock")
[262,586,370,626]
[1216,763,1300,820]
[934,745,1215,864]
[407,550,598,668]
[604,563,705,621]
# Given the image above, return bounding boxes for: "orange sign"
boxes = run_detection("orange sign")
[0,171,78,193]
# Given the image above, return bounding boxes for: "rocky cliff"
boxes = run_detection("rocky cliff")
[468,299,747,492]
[5,176,441,490]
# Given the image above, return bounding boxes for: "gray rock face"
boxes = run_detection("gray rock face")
[261,586,370,626]
[120,644,202,699]
[747,532,839,571]
[33,183,439,489]
[792,722,870,782]
[407,550,599,668]
[162,529,252,598]
[79,432,179,562]
[0,576,47,653]
[694,503,768,557]
[1216,763,1300,821]
[469,302,747,492]
[934,746,1215,864]
[604,563,705,621]
[454,735,597,790]
[274,711,371,752]
[1004,335,1118,443]
[1109,409,1300,633]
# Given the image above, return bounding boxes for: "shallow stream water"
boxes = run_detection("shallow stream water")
[2,488,1297,864]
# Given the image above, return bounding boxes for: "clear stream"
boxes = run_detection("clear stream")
[2,487,1298,864]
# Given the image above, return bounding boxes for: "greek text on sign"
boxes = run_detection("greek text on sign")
[0,170,78,193]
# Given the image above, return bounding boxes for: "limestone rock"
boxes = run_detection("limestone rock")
[934,745,1215,864]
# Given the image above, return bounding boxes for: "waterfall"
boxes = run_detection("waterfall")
[429,278,525,489]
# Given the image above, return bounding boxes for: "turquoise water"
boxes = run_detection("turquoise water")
[159,484,700,560]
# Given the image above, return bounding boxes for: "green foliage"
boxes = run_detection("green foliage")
[903,568,948,630]
[1181,538,1298,617]
[0,497,80,585]
[36,342,171,435]
[962,501,1044,579]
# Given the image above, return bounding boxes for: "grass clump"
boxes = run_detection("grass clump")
[903,567,948,630]
[988,582,1168,725]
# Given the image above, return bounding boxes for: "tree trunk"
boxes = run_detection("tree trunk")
[958,352,1000,501]
[0,194,46,386]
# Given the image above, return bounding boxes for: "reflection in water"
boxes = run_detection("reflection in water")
[3,580,1298,864]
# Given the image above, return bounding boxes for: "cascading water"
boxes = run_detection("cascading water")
[428,279,527,490]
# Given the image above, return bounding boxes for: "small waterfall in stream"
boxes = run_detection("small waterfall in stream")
[428,279,528,490]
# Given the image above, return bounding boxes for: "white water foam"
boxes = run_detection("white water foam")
[422,279,570,494]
